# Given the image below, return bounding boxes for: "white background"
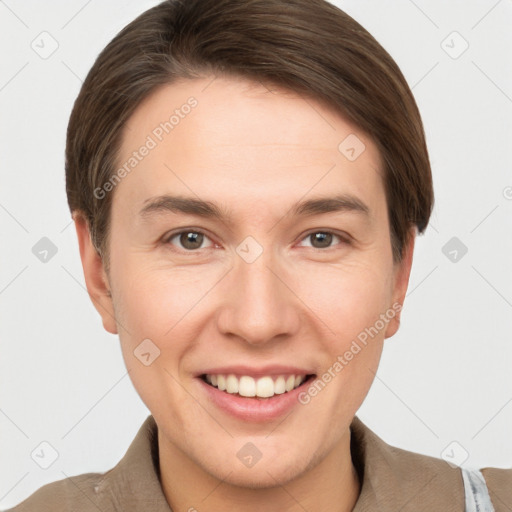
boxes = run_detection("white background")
[1,0,511,508]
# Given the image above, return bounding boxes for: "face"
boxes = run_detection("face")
[76,75,414,488]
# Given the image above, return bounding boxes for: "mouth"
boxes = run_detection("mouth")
[200,373,316,399]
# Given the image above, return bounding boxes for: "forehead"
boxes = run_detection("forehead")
[114,76,385,219]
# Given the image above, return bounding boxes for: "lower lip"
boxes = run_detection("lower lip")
[197,376,315,422]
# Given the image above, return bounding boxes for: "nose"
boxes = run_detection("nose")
[216,246,300,346]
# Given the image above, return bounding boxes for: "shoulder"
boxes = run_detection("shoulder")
[3,415,167,512]
[350,416,465,510]
[2,471,110,512]
[481,466,512,511]
[350,416,512,511]
[351,415,465,481]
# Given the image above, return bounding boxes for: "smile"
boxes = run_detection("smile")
[201,373,315,398]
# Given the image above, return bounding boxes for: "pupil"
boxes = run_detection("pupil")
[312,232,331,248]
[181,232,203,250]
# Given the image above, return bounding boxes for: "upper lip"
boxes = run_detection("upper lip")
[197,365,316,378]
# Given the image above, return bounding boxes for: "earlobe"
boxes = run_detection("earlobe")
[73,212,118,335]
[384,228,416,339]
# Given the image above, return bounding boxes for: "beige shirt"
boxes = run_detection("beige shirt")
[5,415,512,511]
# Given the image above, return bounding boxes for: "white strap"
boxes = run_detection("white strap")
[462,467,495,512]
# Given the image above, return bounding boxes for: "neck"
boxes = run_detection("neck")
[158,426,361,512]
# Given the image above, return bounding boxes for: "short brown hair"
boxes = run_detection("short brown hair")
[65,0,433,273]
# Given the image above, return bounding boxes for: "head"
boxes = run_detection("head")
[67,0,433,490]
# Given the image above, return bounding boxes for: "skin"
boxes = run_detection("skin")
[74,75,415,512]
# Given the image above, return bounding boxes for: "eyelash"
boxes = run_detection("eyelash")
[162,228,352,252]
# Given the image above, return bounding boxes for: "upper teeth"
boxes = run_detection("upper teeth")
[205,374,307,398]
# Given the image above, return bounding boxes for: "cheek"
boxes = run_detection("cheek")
[291,259,394,340]
[112,257,221,334]
[109,257,230,394]
[296,263,390,420]
[109,262,209,416]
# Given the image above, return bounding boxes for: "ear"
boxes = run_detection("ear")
[73,212,118,335]
[384,228,415,339]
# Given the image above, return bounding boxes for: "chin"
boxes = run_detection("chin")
[217,464,305,489]
[200,447,315,489]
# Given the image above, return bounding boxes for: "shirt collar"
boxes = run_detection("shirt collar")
[350,415,464,511]
[101,414,464,511]
[97,415,171,511]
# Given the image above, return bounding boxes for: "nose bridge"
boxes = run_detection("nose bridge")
[217,242,297,344]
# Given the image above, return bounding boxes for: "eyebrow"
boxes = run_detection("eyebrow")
[138,193,370,222]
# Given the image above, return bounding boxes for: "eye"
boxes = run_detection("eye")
[163,229,349,252]
[297,231,349,249]
[164,230,214,251]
